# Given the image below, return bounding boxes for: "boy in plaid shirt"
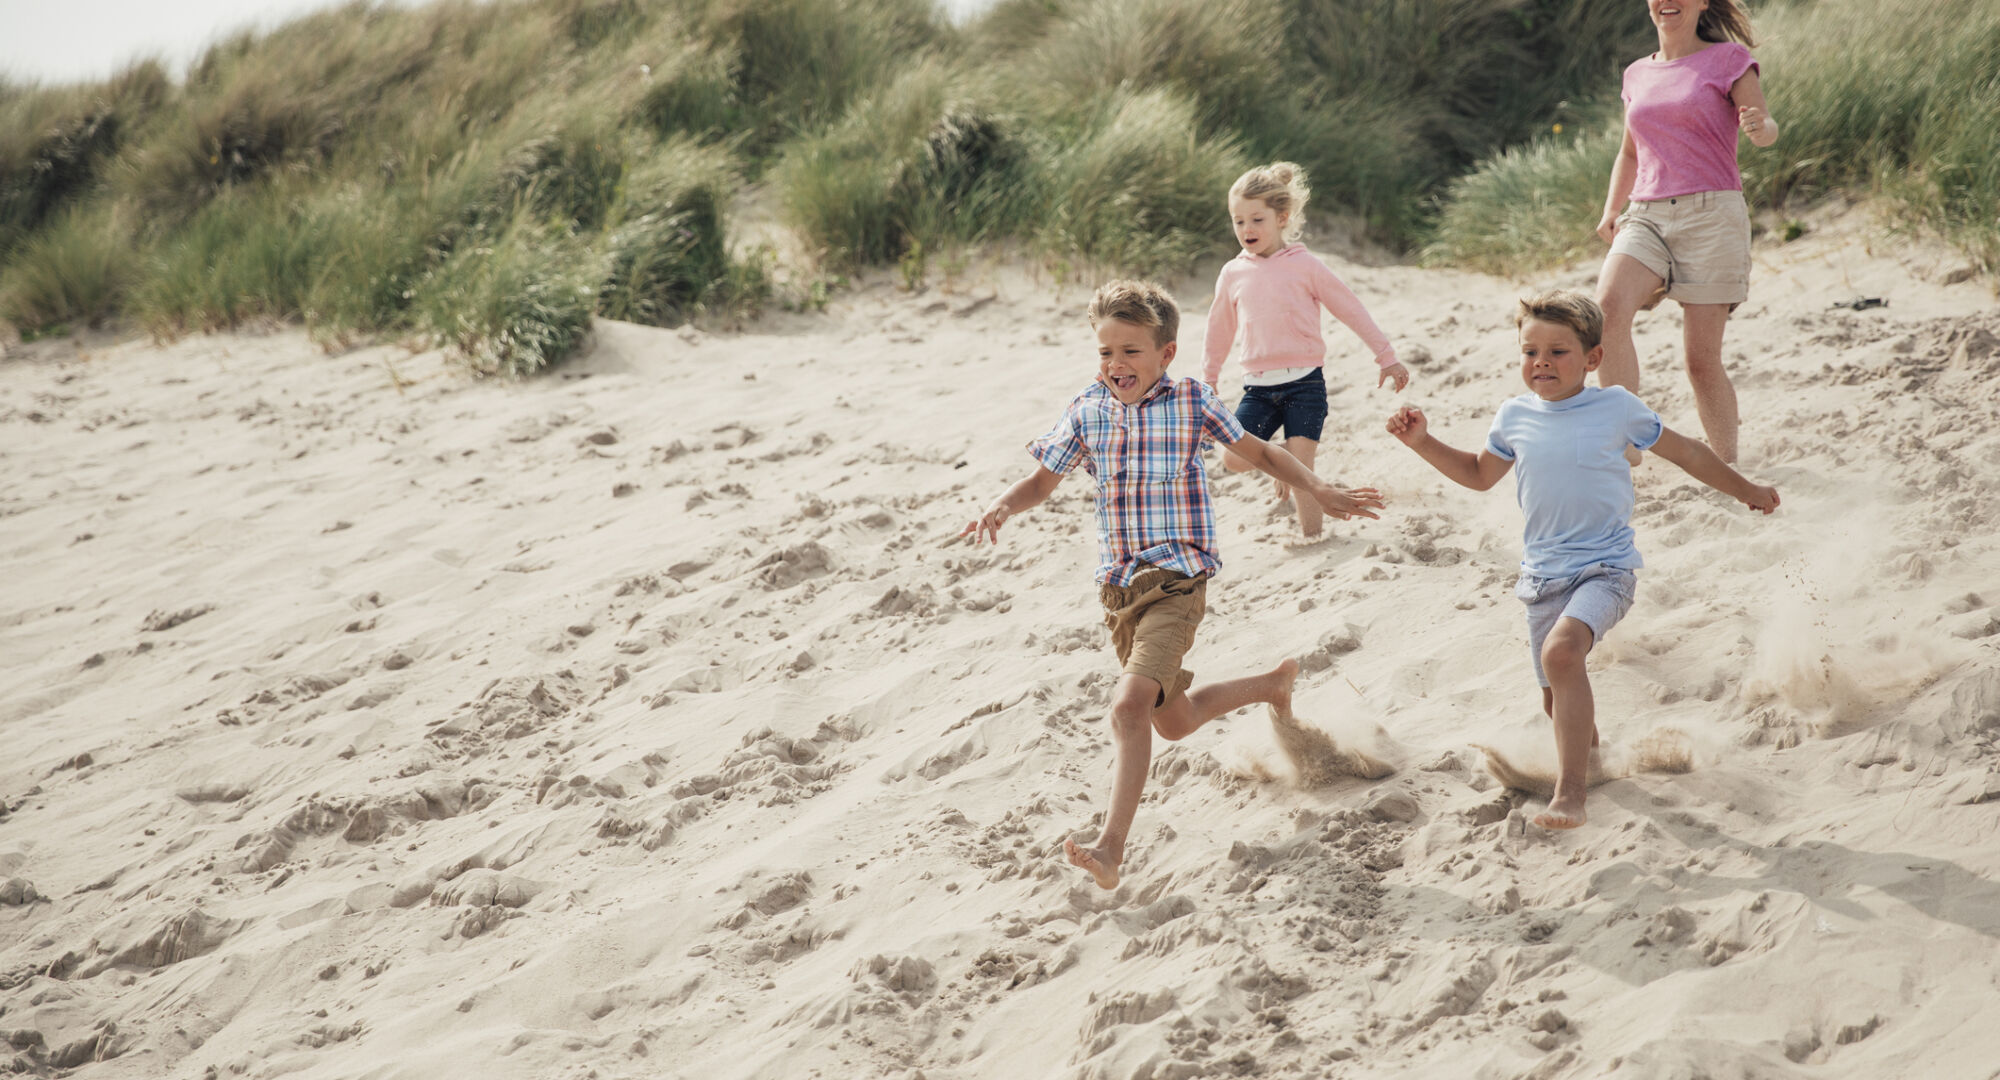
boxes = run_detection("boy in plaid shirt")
[962,280,1387,889]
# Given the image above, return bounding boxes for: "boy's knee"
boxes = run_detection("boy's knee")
[1541,628,1592,676]
[1109,702,1152,736]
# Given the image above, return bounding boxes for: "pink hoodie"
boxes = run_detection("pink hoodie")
[1202,243,1397,385]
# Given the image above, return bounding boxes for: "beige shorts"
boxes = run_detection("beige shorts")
[1609,188,1752,308]
[1099,566,1206,707]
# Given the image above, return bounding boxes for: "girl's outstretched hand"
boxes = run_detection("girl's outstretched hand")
[1385,405,1428,445]
[1742,484,1781,515]
[1311,484,1385,521]
[1378,363,1410,392]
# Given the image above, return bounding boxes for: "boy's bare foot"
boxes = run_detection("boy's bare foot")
[1064,838,1121,889]
[1268,657,1300,719]
[1623,445,1643,467]
[1272,478,1291,504]
[1283,532,1329,551]
[1533,793,1587,830]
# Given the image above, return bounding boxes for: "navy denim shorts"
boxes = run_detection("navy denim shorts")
[1234,368,1328,442]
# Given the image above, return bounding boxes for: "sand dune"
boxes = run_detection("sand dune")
[3,204,1998,1079]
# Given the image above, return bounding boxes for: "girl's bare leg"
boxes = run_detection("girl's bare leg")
[1285,438,1321,538]
[1680,302,1739,463]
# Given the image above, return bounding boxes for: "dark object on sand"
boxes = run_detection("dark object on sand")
[1830,296,1888,310]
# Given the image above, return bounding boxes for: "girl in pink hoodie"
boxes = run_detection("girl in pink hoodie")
[1205,163,1408,541]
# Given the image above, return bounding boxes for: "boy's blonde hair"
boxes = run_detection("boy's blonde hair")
[1089,279,1179,347]
[1516,289,1604,350]
[1230,162,1310,245]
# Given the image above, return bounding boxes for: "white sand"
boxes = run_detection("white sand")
[3,205,1998,1079]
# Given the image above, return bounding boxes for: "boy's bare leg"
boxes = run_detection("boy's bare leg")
[1067,660,1301,888]
[1540,687,1601,748]
[1221,444,1258,475]
[1285,438,1321,538]
[1152,657,1299,741]
[1680,303,1739,464]
[1535,618,1597,829]
[1065,673,1159,890]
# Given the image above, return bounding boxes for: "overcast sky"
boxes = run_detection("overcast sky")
[0,0,997,86]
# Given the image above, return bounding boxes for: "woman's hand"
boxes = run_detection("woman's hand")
[1596,213,1621,245]
[1737,105,1777,146]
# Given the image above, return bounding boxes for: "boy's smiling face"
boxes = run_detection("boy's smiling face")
[1097,317,1175,404]
[1518,317,1602,402]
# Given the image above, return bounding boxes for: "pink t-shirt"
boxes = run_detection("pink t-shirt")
[1622,41,1759,200]
[1202,244,1396,385]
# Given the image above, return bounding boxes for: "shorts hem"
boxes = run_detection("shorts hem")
[1664,282,1749,306]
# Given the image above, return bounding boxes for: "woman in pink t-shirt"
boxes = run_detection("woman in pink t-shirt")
[1595,0,1779,464]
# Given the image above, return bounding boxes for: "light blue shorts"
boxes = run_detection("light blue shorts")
[1517,565,1638,688]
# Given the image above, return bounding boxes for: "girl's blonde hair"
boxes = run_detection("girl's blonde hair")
[1696,0,1757,46]
[1229,162,1310,245]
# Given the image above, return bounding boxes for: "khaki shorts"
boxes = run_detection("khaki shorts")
[1609,189,1752,308]
[1099,566,1207,707]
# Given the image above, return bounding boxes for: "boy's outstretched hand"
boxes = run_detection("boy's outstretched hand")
[1741,484,1781,515]
[1311,484,1385,521]
[960,502,1011,544]
[1385,405,1428,445]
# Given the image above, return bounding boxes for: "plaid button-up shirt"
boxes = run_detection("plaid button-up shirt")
[1029,376,1245,585]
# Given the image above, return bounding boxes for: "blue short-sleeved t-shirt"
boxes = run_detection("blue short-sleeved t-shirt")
[1484,386,1664,579]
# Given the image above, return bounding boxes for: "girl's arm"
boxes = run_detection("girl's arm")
[1385,406,1513,491]
[1597,124,1640,243]
[1311,260,1404,389]
[1200,269,1237,389]
[1648,427,1779,512]
[1730,66,1779,148]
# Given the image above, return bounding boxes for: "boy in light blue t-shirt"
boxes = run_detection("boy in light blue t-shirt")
[1386,289,1779,831]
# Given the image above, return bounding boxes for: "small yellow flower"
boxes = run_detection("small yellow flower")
[1552,123,1563,134]
[209,155,219,164]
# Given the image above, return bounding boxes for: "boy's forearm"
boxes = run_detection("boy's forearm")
[993,472,1053,516]
[1672,441,1760,501]
[1406,434,1487,489]
[1248,439,1323,492]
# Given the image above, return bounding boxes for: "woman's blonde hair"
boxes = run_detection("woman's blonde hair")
[1696,0,1757,46]
[1229,162,1310,245]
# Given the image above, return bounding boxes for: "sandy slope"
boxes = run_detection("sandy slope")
[2,205,1998,1080]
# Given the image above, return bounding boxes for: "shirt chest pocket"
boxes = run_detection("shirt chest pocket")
[1574,425,1624,470]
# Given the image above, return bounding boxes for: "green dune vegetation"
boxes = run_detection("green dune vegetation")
[0,0,1992,372]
